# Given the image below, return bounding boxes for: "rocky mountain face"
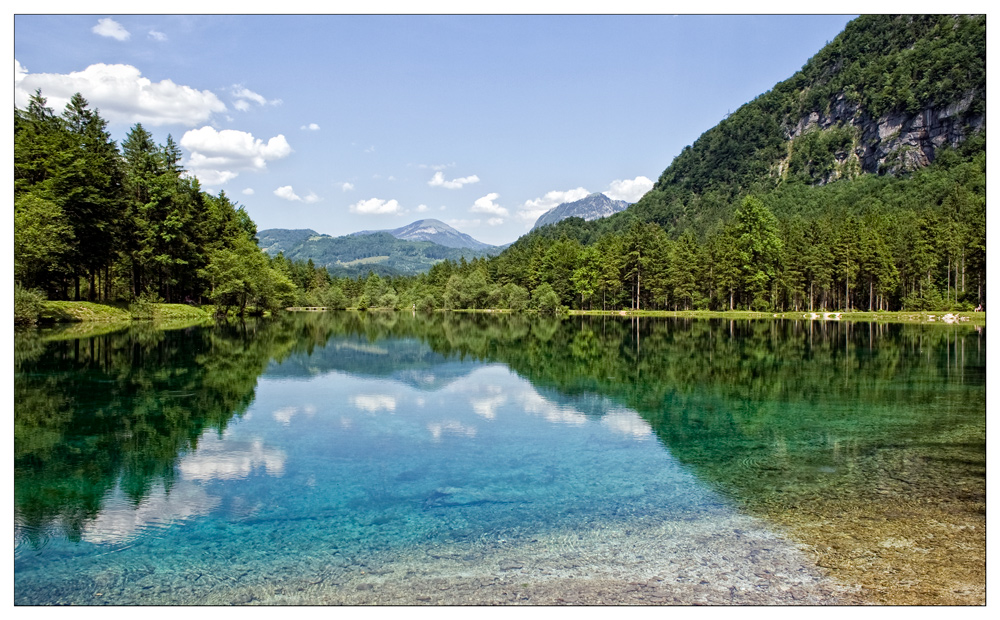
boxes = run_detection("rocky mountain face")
[532,193,631,230]
[353,219,495,251]
[651,15,985,196]
[784,90,984,182]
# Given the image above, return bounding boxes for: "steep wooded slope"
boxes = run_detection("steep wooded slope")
[519,14,985,243]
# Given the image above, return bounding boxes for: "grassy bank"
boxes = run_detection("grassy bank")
[566,309,986,326]
[36,301,212,324]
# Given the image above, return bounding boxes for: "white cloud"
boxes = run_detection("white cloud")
[231,85,281,111]
[487,217,504,226]
[274,186,320,203]
[301,123,320,131]
[148,30,167,42]
[447,218,481,229]
[364,145,376,154]
[14,61,227,127]
[92,18,130,41]
[470,192,508,216]
[428,171,480,189]
[606,176,654,203]
[517,187,589,223]
[274,186,299,201]
[181,127,291,185]
[242,188,255,195]
[185,166,238,186]
[416,204,429,212]
[340,182,355,192]
[350,198,402,215]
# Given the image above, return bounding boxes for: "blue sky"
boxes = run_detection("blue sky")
[14,13,857,245]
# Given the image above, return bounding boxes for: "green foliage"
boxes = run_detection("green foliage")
[128,291,162,320]
[14,283,47,325]
[531,282,562,314]
[14,193,74,286]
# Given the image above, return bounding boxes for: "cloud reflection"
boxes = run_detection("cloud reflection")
[81,482,220,544]
[273,403,317,425]
[470,387,507,420]
[427,421,477,442]
[179,434,286,481]
[601,408,653,439]
[517,390,588,426]
[351,394,397,413]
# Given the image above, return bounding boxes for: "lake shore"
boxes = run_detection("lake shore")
[28,301,986,327]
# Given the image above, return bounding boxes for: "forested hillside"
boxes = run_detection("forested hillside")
[259,228,496,278]
[13,15,986,317]
[451,14,986,313]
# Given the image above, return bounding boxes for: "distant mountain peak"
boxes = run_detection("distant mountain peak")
[355,218,495,250]
[532,192,631,230]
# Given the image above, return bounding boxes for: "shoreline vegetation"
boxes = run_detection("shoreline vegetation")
[20,301,986,327]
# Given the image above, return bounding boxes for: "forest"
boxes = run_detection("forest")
[14,90,297,320]
[13,14,986,321]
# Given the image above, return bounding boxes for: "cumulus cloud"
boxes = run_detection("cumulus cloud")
[517,187,590,223]
[487,217,504,226]
[606,176,654,203]
[470,193,508,216]
[180,127,291,185]
[242,188,255,195]
[92,18,130,41]
[350,198,402,215]
[231,85,281,111]
[428,171,480,189]
[274,186,319,203]
[301,123,320,131]
[340,182,354,192]
[416,204,429,212]
[14,61,227,127]
[148,30,167,42]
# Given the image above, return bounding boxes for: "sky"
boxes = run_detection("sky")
[13,13,859,246]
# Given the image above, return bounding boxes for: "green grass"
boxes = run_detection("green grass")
[152,304,211,321]
[566,309,987,326]
[38,301,211,323]
[39,301,132,323]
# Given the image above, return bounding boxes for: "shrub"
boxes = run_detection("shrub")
[14,283,46,325]
[129,292,162,320]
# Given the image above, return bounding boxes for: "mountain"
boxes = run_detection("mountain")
[518,14,985,244]
[257,228,319,256]
[353,218,495,251]
[531,193,631,230]
[257,228,496,278]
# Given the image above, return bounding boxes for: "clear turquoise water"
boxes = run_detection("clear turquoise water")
[13,314,985,604]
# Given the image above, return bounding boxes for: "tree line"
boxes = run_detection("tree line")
[14,90,296,316]
[14,87,985,318]
[303,152,984,314]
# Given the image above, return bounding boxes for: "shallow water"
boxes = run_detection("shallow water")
[13,314,985,605]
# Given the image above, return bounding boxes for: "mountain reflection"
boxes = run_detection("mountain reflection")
[14,311,984,557]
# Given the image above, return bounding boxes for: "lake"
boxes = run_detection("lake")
[13,312,985,605]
